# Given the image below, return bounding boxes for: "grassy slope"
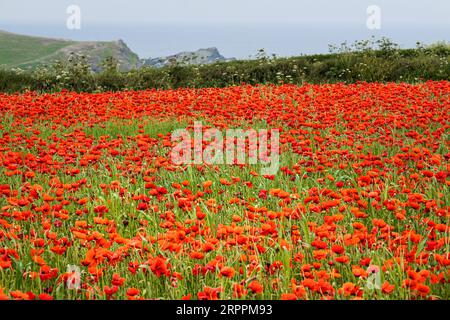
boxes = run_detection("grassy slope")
[0,30,140,71]
[0,30,75,68]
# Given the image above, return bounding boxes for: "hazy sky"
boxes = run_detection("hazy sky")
[0,0,449,58]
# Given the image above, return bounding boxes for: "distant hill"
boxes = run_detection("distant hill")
[0,29,232,71]
[0,29,141,71]
[142,47,233,68]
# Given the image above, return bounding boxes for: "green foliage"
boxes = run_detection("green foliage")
[31,53,96,92]
[96,56,126,92]
[0,38,449,93]
[0,68,35,92]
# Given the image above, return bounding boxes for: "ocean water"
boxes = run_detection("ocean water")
[0,23,448,59]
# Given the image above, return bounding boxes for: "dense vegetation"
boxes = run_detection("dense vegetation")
[1,82,449,300]
[1,38,449,93]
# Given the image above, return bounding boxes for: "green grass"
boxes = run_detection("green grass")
[0,30,74,68]
[0,29,140,73]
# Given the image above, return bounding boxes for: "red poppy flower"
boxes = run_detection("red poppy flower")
[248,280,264,294]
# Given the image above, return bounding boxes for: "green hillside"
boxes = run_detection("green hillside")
[0,29,141,71]
[0,30,74,68]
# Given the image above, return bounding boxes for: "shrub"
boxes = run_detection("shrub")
[0,38,448,93]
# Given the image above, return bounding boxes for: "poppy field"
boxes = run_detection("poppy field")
[0,81,449,300]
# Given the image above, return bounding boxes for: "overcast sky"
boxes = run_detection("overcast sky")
[0,0,449,58]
